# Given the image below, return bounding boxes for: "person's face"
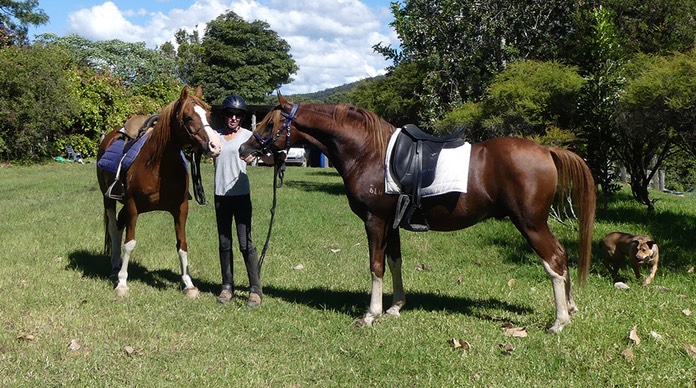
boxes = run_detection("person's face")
[224,109,245,130]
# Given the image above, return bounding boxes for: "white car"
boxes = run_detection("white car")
[285,146,308,166]
[252,146,308,167]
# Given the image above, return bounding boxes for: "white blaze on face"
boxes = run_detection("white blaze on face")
[193,105,222,157]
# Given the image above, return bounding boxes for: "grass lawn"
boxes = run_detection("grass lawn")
[0,161,694,386]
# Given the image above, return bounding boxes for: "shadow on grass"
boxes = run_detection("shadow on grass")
[284,180,346,196]
[263,285,534,324]
[65,250,219,293]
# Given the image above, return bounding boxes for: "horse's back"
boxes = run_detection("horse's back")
[468,137,559,209]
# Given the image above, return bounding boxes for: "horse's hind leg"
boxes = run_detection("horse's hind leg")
[173,205,198,298]
[115,207,136,296]
[385,228,405,317]
[518,222,573,333]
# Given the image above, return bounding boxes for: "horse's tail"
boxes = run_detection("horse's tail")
[548,147,596,286]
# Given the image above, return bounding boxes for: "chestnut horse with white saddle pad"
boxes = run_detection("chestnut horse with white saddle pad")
[240,94,595,332]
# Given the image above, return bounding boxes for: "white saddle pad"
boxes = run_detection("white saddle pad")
[384,127,472,197]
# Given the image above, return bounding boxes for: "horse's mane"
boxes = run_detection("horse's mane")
[332,104,395,159]
[257,103,395,160]
[145,91,209,166]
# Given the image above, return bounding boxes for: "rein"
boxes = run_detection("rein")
[256,103,298,272]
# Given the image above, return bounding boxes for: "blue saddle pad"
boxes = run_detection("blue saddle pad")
[97,133,150,174]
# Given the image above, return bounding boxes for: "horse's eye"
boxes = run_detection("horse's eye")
[183,116,194,122]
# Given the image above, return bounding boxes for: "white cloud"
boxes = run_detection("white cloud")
[66,0,397,94]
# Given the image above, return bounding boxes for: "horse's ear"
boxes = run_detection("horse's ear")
[194,85,203,98]
[277,91,292,110]
[179,86,189,100]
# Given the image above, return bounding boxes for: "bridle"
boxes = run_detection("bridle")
[253,103,299,157]
[177,101,212,140]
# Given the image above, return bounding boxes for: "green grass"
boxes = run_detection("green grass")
[0,162,694,386]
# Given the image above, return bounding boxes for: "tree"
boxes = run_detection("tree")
[614,50,696,210]
[348,61,426,127]
[37,34,178,87]
[572,6,626,196]
[0,45,79,161]
[434,60,584,144]
[375,0,578,126]
[187,11,298,104]
[0,0,48,46]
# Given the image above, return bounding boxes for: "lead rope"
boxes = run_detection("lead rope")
[258,159,286,272]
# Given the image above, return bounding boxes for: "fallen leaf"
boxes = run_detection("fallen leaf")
[621,348,634,361]
[685,344,696,358]
[498,342,514,354]
[415,263,430,271]
[688,266,694,274]
[17,333,35,341]
[124,345,143,356]
[504,326,528,338]
[629,326,640,346]
[677,294,688,299]
[449,338,470,350]
[68,339,82,351]
[650,331,663,341]
[330,248,341,253]
[292,264,304,270]
[684,309,692,316]
[456,275,462,285]
[507,278,516,288]
[614,282,630,290]
[653,285,670,292]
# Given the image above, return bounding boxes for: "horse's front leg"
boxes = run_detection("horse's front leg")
[385,227,405,316]
[355,215,389,327]
[173,203,198,298]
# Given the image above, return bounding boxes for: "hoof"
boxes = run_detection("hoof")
[547,320,569,333]
[353,318,372,328]
[385,307,401,317]
[115,286,129,296]
[184,287,199,299]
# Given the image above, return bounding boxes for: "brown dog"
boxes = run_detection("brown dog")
[600,232,660,285]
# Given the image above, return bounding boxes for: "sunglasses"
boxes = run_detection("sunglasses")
[224,110,245,118]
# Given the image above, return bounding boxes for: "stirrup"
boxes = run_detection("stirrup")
[393,194,410,229]
[105,180,124,200]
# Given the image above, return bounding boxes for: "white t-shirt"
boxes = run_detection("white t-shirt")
[213,128,253,196]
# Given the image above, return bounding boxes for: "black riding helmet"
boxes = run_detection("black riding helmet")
[221,94,247,113]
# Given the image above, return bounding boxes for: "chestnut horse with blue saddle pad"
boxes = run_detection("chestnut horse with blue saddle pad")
[96,86,222,297]
[240,94,596,333]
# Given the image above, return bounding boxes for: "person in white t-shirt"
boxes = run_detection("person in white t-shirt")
[213,94,264,308]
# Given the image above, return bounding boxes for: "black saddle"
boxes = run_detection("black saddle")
[389,124,466,231]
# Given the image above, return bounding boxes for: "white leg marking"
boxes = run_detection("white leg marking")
[360,272,383,327]
[116,239,136,295]
[386,257,405,316]
[178,249,198,298]
[543,261,570,333]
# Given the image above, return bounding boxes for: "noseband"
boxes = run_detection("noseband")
[254,104,299,156]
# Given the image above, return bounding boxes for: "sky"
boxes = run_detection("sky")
[28,0,399,95]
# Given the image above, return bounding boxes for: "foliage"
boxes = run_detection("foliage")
[188,11,298,105]
[49,133,95,159]
[0,45,79,161]
[615,50,696,209]
[434,60,583,142]
[36,34,179,87]
[573,6,626,196]
[377,0,578,124]
[0,0,48,46]
[348,61,426,127]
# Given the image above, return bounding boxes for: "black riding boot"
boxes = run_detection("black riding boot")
[242,247,262,307]
[217,249,233,304]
